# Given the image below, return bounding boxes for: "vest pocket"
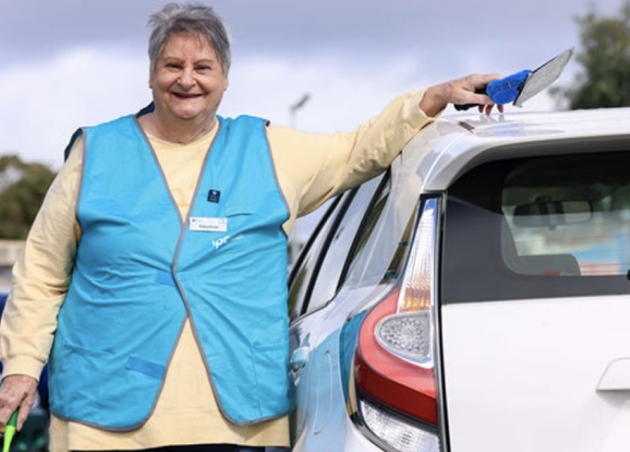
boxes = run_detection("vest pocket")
[126,356,166,379]
[224,204,256,217]
[49,336,116,416]
[55,336,115,357]
[224,206,255,227]
[251,341,290,414]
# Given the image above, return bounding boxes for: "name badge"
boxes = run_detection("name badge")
[190,217,228,232]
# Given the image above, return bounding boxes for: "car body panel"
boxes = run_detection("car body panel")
[442,295,630,452]
[290,278,392,451]
[404,109,630,192]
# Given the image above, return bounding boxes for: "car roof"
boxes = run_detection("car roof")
[402,107,630,192]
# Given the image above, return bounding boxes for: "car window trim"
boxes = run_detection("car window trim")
[336,170,391,293]
[297,189,360,317]
[288,195,344,287]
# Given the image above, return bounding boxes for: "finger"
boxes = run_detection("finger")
[476,101,497,115]
[474,73,503,89]
[16,391,36,430]
[0,375,38,430]
[16,406,27,431]
[0,396,18,428]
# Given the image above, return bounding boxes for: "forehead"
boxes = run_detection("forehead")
[160,32,218,60]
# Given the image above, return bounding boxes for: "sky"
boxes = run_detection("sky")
[0,0,625,171]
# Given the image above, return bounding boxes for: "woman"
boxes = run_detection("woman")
[0,3,501,452]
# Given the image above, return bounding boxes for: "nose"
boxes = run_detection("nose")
[177,69,195,90]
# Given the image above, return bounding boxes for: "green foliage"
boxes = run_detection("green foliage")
[551,1,630,109]
[0,155,56,239]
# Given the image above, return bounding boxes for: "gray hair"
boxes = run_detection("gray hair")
[147,3,231,75]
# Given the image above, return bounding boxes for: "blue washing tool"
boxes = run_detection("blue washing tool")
[485,70,531,104]
[455,48,573,110]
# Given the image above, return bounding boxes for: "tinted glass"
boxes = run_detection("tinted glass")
[442,150,630,303]
[288,195,345,319]
[343,174,393,288]
[305,176,383,314]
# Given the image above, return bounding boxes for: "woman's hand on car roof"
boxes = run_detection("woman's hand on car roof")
[420,73,505,117]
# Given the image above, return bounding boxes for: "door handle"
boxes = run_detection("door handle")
[597,358,630,391]
[290,346,309,371]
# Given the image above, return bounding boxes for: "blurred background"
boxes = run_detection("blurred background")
[1,0,629,280]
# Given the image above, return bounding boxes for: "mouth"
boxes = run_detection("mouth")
[172,92,203,100]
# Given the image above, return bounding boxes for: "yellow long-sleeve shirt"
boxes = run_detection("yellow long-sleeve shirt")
[1,90,433,451]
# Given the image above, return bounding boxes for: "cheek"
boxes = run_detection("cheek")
[151,72,176,92]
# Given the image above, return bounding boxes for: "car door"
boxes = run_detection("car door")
[288,151,428,451]
[288,175,384,449]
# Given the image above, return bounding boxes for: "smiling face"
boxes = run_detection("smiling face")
[149,32,228,132]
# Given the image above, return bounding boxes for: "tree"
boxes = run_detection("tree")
[551,1,630,109]
[0,155,56,239]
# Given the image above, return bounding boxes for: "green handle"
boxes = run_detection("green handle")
[2,410,18,452]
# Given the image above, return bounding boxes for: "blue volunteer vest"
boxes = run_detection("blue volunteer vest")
[49,112,291,429]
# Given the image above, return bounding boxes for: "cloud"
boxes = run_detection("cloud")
[0,44,562,170]
[0,48,149,168]
[223,54,432,130]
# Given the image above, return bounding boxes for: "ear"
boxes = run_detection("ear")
[223,76,229,92]
[148,68,155,90]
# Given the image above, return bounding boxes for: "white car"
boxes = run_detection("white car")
[287,107,630,452]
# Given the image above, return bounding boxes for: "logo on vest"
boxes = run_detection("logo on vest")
[212,235,231,250]
[207,189,221,203]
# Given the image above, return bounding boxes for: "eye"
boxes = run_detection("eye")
[196,64,212,72]
[165,62,182,70]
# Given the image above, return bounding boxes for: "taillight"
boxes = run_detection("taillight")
[354,197,441,452]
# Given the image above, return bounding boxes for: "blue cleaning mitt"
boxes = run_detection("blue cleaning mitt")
[454,69,531,110]
[485,69,531,104]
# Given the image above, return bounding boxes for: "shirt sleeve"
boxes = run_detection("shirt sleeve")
[267,90,435,223]
[0,139,83,380]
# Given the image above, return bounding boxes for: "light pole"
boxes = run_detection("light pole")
[290,93,310,129]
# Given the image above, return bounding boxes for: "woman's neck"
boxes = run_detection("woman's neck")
[139,111,216,144]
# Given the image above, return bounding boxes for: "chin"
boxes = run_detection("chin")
[172,109,206,121]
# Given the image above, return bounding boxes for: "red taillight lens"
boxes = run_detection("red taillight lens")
[353,198,441,450]
[355,288,437,424]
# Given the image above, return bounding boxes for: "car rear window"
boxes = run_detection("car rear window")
[441,150,630,303]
